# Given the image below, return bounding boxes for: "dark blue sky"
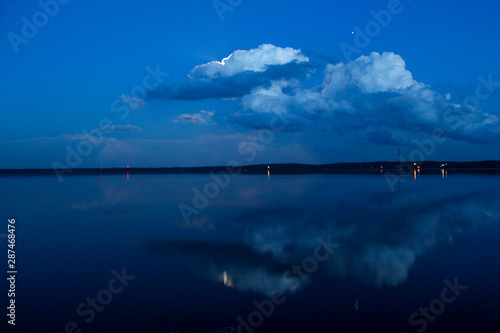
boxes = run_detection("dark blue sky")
[1,0,499,168]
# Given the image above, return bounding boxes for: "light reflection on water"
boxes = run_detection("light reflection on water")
[1,174,499,332]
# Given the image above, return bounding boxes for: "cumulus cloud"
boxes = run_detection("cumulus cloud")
[151,44,499,145]
[237,51,500,144]
[345,52,414,93]
[175,110,215,124]
[149,44,314,100]
[189,44,309,79]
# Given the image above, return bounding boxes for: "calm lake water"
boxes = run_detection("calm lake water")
[1,173,499,332]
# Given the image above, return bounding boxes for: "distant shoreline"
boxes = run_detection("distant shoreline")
[1,161,500,176]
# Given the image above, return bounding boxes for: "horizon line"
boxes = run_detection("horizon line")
[1,159,500,171]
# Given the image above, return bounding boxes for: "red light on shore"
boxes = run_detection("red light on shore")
[127,166,130,168]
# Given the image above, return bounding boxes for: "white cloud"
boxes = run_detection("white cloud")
[175,110,215,124]
[189,44,309,79]
[241,80,293,114]
[346,52,415,93]
[237,51,500,143]
[152,45,498,145]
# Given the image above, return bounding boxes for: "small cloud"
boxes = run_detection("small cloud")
[92,124,143,133]
[175,110,215,124]
[59,134,118,142]
[119,95,145,110]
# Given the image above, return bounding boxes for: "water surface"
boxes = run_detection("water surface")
[1,173,499,332]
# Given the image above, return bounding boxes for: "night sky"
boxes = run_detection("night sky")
[1,0,499,168]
